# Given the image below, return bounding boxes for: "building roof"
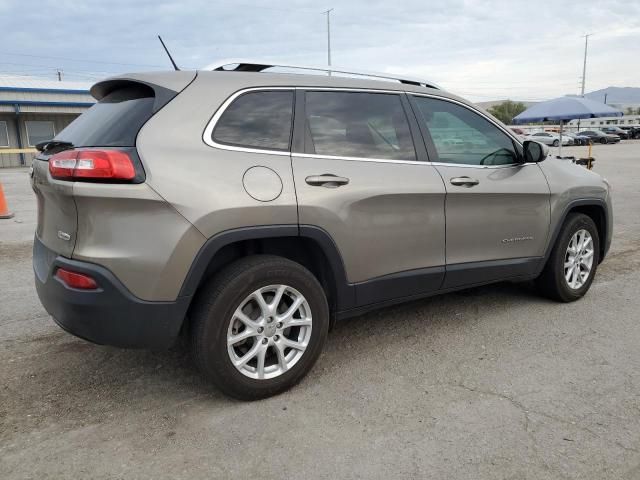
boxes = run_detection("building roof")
[0,76,92,93]
[0,76,95,114]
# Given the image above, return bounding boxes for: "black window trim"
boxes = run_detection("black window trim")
[203,87,296,156]
[407,93,534,169]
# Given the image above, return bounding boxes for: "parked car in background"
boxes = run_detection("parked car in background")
[619,125,640,139]
[564,132,591,146]
[528,131,572,147]
[601,126,629,139]
[578,130,621,144]
[31,62,613,400]
[510,127,528,141]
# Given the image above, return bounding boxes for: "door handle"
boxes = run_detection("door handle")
[305,174,350,188]
[450,176,479,187]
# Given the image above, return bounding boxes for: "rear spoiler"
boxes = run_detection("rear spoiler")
[90,71,197,112]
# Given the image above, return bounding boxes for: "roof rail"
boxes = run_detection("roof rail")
[203,59,441,90]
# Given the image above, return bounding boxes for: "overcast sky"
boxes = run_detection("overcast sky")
[1,0,638,101]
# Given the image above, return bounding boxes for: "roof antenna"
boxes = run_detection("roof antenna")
[158,35,180,71]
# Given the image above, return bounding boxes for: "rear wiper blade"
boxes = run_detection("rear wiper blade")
[36,140,74,153]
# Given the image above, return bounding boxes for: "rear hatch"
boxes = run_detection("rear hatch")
[31,73,194,257]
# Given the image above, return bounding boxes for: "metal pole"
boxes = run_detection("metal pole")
[580,34,591,97]
[324,8,333,75]
[558,121,563,158]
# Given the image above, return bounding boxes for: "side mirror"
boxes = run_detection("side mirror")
[523,140,548,163]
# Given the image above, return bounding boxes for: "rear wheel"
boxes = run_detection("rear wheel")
[600,137,608,144]
[190,255,329,400]
[553,139,559,147]
[536,213,600,302]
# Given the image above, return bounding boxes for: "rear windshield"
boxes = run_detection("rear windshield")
[55,84,155,147]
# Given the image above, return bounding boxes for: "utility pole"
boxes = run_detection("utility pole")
[604,93,607,104]
[56,69,63,81]
[577,33,592,132]
[580,33,592,97]
[323,8,333,75]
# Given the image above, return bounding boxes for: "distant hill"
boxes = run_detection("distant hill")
[475,87,640,110]
[583,86,640,105]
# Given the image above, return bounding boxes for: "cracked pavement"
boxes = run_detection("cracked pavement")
[1,142,640,479]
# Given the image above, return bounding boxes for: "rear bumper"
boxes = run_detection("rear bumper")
[33,236,190,349]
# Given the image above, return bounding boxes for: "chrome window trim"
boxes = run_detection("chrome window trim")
[293,153,535,169]
[408,92,526,168]
[203,86,532,168]
[202,86,295,157]
[292,152,425,166]
[203,86,409,158]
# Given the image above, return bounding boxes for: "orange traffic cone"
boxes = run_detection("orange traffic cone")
[0,182,14,219]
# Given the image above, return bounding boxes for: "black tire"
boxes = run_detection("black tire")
[553,139,559,147]
[535,213,600,302]
[600,137,607,144]
[190,255,329,400]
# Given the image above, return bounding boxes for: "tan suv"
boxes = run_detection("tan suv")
[32,61,613,400]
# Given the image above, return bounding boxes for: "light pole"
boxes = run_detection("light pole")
[580,33,592,97]
[577,33,592,132]
[323,8,333,74]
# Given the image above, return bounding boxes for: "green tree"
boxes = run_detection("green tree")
[626,107,635,115]
[488,100,528,125]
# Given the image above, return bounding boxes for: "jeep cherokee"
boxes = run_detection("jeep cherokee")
[32,61,613,400]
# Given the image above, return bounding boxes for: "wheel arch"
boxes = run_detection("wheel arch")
[178,225,355,327]
[545,199,609,265]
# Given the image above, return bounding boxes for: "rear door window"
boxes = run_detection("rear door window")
[56,84,155,147]
[213,90,294,151]
[303,91,416,161]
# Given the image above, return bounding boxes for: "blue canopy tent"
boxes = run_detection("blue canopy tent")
[513,96,623,156]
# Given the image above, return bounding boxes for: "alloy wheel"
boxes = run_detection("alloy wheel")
[564,229,594,290]
[227,285,312,380]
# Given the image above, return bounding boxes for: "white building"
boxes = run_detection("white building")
[567,114,640,129]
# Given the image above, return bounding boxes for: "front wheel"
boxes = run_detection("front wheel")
[190,255,329,400]
[535,213,600,302]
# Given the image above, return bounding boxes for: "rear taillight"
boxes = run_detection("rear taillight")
[49,149,136,181]
[55,268,99,290]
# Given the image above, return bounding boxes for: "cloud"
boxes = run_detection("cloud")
[0,0,638,101]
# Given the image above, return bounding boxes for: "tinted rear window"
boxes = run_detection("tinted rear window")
[55,85,155,147]
[212,90,294,151]
[304,91,416,160]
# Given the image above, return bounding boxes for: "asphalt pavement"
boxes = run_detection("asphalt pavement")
[1,142,639,479]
